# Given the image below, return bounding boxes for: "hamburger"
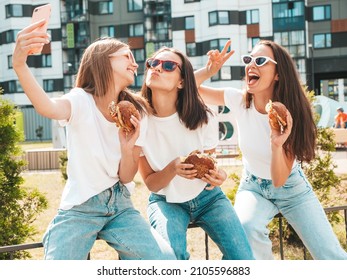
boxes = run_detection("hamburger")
[108,100,140,133]
[182,150,217,179]
[265,100,287,133]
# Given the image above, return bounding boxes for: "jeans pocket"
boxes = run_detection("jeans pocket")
[118,182,131,198]
[122,186,131,198]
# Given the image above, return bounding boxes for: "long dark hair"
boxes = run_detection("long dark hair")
[141,47,213,130]
[75,37,150,116]
[246,40,317,162]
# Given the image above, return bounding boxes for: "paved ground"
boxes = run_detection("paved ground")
[333,149,347,175]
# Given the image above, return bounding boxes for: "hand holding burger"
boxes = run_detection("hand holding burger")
[108,100,140,133]
[182,150,217,179]
[265,100,287,133]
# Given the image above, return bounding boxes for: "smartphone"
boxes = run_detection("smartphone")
[29,4,52,54]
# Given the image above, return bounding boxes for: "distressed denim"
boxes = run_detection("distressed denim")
[147,186,254,260]
[43,182,176,260]
[234,164,347,260]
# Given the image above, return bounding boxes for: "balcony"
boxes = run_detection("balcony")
[61,11,89,23]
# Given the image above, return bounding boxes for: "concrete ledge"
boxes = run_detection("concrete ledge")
[333,129,347,145]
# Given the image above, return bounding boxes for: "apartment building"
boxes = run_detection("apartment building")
[0,0,346,143]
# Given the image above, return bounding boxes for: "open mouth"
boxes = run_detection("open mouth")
[248,74,259,84]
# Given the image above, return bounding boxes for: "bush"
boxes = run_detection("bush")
[0,96,48,260]
[59,150,68,181]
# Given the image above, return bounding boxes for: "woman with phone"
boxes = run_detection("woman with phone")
[12,21,176,260]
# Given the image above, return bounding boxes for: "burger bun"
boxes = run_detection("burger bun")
[182,150,216,179]
[109,100,140,133]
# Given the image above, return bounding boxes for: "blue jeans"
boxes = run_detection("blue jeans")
[147,187,254,260]
[234,165,347,260]
[43,182,176,260]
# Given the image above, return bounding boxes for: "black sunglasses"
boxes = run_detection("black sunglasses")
[241,55,277,67]
[146,58,181,72]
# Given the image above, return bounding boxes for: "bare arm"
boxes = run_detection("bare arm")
[118,116,143,183]
[270,111,295,187]
[198,86,226,106]
[195,40,234,87]
[138,156,196,193]
[13,20,71,120]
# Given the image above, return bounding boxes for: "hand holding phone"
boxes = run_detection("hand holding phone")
[29,4,51,54]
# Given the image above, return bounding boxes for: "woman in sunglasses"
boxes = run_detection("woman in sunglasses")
[195,40,347,260]
[138,47,254,260]
[12,21,176,260]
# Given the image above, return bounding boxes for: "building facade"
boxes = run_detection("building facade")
[1,0,346,143]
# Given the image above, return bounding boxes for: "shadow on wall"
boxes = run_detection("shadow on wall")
[314,95,346,128]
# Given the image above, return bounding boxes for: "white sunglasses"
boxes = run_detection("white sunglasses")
[241,55,277,67]
[109,49,137,64]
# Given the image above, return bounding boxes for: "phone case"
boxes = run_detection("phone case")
[29,4,52,54]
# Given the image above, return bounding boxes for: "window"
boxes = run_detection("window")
[211,66,232,81]
[8,55,13,69]
[8,81,23,93]
[5,4,23,18]
[313,5,331,21]
[133,74,144,88]
[210,39,229,52]
[209,11,229,26]
[273,2,304,18]
[133,49,145,62]
[128,0,143,12]
[185,16,195,30]
[274,30,305,57]
[247,37,260,52]
[42,54,52,67]
[99,26,115,37]
[5,30,20,43]
[129,24,144,37]
[313,33,332,49]
[186,43,197,57]
[98,1,113,15]
[246,9,259,24]
[184,0,200,3]
[43,80,54,92]
[295,58,306,74]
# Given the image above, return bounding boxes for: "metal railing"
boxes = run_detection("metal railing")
[276,205,347,260]
[0,223,208,260]
[1,205,346,260]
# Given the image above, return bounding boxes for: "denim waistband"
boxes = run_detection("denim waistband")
[244,170,272,184]
[244,163,299,184]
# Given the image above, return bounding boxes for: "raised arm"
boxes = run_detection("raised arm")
[194,40,234,87]
[13,20,71,120]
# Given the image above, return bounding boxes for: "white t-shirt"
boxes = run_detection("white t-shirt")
[224,88,296,180]
[58,88,147,210]
[142,112,218,203]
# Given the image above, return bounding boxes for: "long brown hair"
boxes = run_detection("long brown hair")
[141,47,213,130]
[75,37,150,115]
[246,40,317,162]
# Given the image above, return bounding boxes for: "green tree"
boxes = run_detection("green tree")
[0,95,48,260]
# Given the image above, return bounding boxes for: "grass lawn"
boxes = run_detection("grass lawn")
[20,141,53,151]
[18,142,347,260]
